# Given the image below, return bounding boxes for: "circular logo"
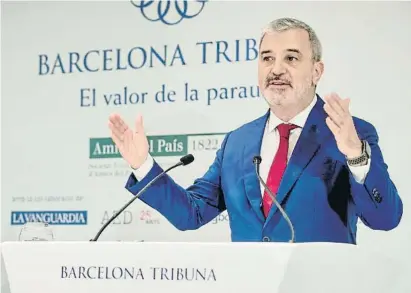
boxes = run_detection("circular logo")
[130,0,208,25]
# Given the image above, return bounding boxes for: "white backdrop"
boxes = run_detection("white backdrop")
[1,0,410,258]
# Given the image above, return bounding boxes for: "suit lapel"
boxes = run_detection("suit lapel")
[264,97,330,224]
[242,111,270,223]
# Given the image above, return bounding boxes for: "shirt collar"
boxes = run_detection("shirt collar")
[267,95,317,132]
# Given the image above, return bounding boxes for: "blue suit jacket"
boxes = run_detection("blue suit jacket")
[125,96,403,243]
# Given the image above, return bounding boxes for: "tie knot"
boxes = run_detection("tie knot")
[277,123,298,138]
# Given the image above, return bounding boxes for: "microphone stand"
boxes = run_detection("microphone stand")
[90,154,194,242]
[253,156,295,243]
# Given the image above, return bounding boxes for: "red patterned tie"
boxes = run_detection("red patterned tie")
[262,123,298,218]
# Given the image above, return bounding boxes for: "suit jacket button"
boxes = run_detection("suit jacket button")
[374,194,382,203]
[262,236,270,242]
[371,188,382,203]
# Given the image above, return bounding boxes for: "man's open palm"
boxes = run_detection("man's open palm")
[108,113,149,169]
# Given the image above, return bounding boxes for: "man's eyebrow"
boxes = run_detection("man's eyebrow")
[260,49,302,55]
[260,50,272,55]
[286,48,302,55]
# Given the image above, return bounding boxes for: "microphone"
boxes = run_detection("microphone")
[90,154,195,241]
[253,155,295,243]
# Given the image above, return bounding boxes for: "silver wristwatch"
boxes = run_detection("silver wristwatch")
[347,140,370,167]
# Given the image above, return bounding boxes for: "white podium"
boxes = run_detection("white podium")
[1,241,409,293]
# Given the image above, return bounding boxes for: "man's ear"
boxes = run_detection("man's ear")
[313,61,324,85]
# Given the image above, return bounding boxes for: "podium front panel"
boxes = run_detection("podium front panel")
[1,241,408,293]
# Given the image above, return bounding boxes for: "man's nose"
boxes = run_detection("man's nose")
[270,61,286,75]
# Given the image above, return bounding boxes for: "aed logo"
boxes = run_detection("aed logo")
[101,210,133,225]
[100,210,161,225]
[211,214,229,224]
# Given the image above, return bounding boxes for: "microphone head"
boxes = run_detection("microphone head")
[253,155,262,165]
[180,154,194,166]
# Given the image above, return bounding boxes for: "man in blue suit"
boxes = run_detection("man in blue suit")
[108,18,402,243]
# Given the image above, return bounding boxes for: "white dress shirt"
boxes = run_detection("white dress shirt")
[133,95,370,195]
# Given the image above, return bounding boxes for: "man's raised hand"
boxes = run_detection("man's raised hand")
[108,113,149,169]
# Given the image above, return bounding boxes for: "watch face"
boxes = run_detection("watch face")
[363,140,371,157]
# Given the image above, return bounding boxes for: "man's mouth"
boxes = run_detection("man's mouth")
[267,80,291,88]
